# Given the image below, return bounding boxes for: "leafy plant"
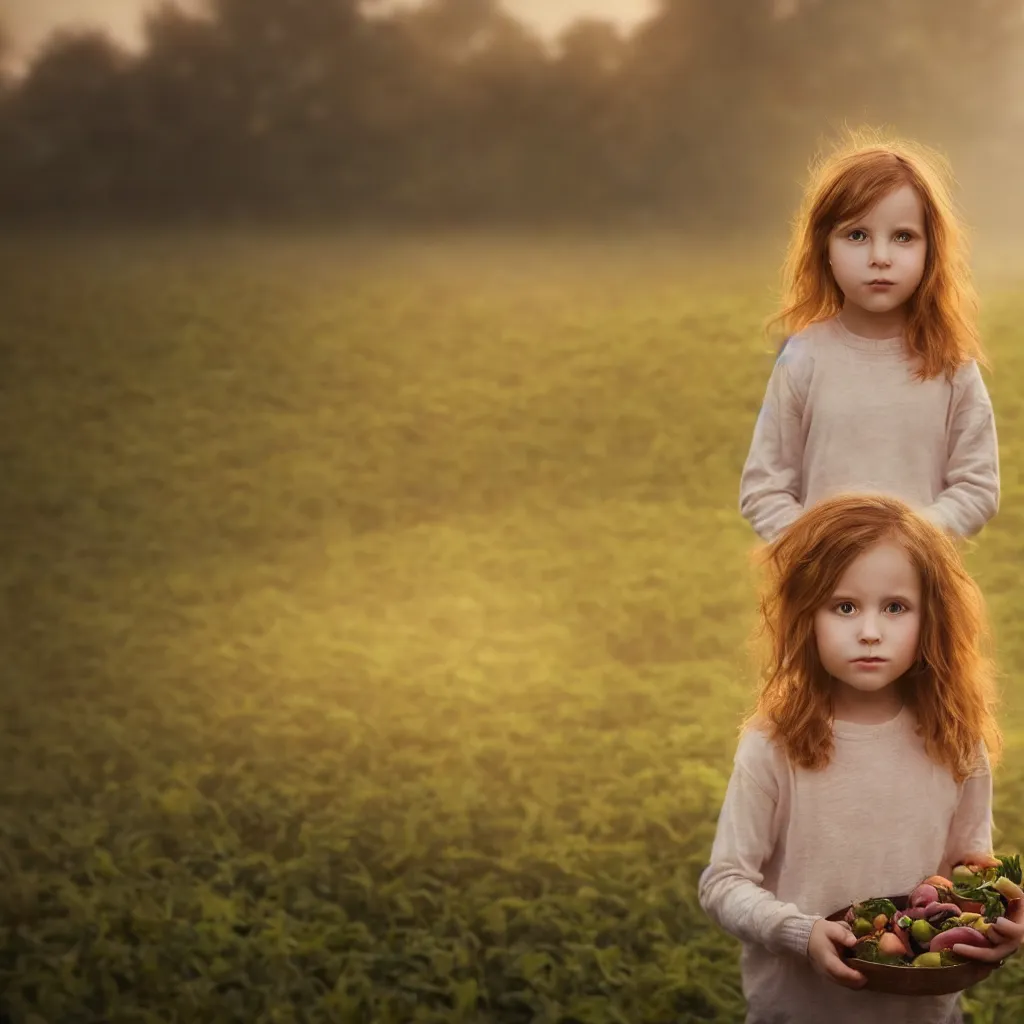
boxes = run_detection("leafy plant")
[999,855,1022,886]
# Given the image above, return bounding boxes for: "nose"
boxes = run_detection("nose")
[869,241,892,268]
[859,619,882,644]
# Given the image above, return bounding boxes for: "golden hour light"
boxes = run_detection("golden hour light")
[2,1,1023,1021]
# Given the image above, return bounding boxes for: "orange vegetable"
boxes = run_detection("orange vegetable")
[877,932,906,956]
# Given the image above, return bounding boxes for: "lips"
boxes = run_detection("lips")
[852,657,887,663]
[867,279,895,285]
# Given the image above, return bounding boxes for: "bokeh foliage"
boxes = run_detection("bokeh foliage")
[1,232,1023,1021]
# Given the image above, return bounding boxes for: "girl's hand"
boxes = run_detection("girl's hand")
[956,851,1001,871]
[951,897,1024,964]
[807,919,867,989]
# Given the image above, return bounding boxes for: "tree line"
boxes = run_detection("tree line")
[0,0,1021,225]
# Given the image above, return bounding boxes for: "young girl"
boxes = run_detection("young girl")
[739,131,1000,543]
[699,494,1022,1024]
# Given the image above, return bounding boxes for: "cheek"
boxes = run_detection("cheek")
[897,620,922,658]
[813,618,838,660]
[828,251,857,287]
[904,247,927,280]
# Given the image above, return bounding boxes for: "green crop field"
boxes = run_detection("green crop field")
[1,231,1023,1023]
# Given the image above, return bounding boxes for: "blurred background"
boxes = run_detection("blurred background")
[2,0,1024,234]
[2,2,1024,1023]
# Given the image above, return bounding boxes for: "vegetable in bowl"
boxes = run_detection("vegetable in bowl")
[826,853,1022,995]
[933,854,1024,920]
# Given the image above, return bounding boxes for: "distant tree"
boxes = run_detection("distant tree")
[400,0,503,61]
[202,0,378,213]
[0,17,11,85]
[0,19,13,204]
[557,19,624,79]
[605,0,782,219]
[118,3,232,213]
[387,0,554,218]
[0,0,1021,225]
[7,30,132,214]
[458,13,552,216]
[544,20,627,215]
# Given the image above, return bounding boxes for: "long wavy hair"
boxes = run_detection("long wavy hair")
[746,494,1001,781]
[767,127,986,382]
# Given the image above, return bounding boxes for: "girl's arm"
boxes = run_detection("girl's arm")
[922,361,1000,538]
[940,750,993,877]
[698,734,818,958]
[739,344,807,542]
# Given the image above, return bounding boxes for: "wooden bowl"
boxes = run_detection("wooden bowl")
[826,894,997,996]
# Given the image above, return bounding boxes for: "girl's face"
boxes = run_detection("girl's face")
[826,183,927,327]
[813,539,922,700]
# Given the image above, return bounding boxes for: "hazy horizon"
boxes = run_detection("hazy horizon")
[3,0,657,64]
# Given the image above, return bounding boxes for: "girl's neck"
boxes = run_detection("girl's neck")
[831,683,904,726]
[837,304,906,341]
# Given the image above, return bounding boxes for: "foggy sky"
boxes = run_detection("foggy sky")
[2,0,658,62]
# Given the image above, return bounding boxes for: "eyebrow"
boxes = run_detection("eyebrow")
[836,222,922,232]
[830,593,917,604]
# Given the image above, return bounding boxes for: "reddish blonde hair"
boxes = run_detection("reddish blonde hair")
[768,128,986,381]
[747,494,1001,781]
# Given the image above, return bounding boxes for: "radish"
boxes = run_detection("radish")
[910,883,938,909]
[924,901,961,925]
[928,927,990,952]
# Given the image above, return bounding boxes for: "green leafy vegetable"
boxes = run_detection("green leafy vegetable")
[955,885,1005,920]
[851,897,899,920]
[998,854,1022,885]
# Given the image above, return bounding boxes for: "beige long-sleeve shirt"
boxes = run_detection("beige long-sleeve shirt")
[698,707,992,1024]
[739,317,1000,543]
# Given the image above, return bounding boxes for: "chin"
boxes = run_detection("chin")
[861,293,911,311]
[835,672,900,690]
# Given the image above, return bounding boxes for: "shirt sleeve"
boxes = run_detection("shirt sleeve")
[940,746,993,874]
[698,730,818,959]
[921,361,1000,538]
[738,342,808,543]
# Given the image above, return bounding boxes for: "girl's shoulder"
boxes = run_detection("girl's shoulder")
[949,357,988,391]
[967,738,992,779]
[769,339,808,387]
[773,320,834,372]
[733,718,790,794]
